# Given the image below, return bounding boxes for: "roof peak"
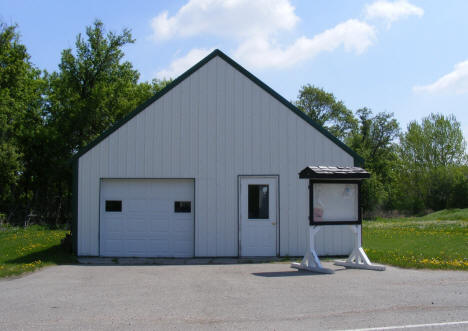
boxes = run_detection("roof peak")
[73,49,363,166]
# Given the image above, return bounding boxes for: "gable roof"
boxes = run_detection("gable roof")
[73,49,363,166]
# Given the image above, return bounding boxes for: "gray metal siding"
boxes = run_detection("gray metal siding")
[77,55,354,257]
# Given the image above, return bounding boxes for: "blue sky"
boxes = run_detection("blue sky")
[1,0,467,140]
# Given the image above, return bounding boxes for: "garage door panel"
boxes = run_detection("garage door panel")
[173,241,192,256]
[103,239,123,254]
[172,219,192,231]
[100,179,194,257]
[126,199,147,214]
[147,199,171,213]
[172,229,193,239]
[173,214,192,220]
[124,182,148,197]
[149,219,170,233]
[145,232,170,240]
[102,218,123,234]
[103,231,122,241]
[172,232,192,242]
[171,230,192,239]
[148,239,170,255]
[125,239,147,255]
[125,218,147,233]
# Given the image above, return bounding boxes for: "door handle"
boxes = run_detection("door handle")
[272,222,276,225]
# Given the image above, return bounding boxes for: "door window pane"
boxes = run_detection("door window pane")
[248,185,269,219]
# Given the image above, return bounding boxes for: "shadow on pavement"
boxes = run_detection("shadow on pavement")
[252,270,331,277]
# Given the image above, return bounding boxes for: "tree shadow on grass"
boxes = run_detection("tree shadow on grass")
[5,244,76,266]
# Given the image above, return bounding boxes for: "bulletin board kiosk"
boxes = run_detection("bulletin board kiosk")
[291,166,385,273]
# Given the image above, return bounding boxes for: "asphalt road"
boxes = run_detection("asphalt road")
[0,262,467,330]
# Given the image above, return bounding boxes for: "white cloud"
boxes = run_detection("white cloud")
[154,18,375,76]
[365,0,423,27]
[153,0,426,76]
[234,19,376,69]
[413,60,468,94]
[151,0,299,41]
[156,48,214,79]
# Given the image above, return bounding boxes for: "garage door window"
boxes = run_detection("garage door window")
[105,200,122,212]
[175,201,191,213]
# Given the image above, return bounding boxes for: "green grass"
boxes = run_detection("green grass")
[419,208,468,221]
[1,209,467,277]
[363,209,468,270]
[0,225,75,278]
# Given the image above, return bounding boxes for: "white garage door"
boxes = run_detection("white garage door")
[100,179,194,257]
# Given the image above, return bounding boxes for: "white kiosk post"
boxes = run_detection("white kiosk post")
[334,224,385,271]
[291,166,385,273]
[291,225,334,274]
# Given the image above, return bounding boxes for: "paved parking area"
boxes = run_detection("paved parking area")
[0,262,467,330]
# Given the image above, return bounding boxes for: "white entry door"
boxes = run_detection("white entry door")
[239,176,278,256]
[100,179,194,257]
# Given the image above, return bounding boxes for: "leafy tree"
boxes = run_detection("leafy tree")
[346,108,400,213]
[0,142,21,204]
[426,166,467,210]
[347,108,399,176]
[47,20,140,152]
[400,113,467,168]
[396,113,468,212]
[47,20,171,152]
[34,20,170,224]
[0,23,44,221]
[448,166,468,208]
[295,85,357,139]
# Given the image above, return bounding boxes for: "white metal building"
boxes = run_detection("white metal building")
[72,49,363,257]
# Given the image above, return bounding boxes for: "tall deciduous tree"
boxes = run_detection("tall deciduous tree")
[348,108,400,176]
[346,108,400,212]
[295,85,357,139]
[33,20,169,224]
[399,113,467,168]
[396,113,468,212]
[48,20,140,152]
[0,23,44,220]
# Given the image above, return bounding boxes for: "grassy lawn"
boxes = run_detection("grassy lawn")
[0,209,466,278]
[363,209,468,270]
[0,225,75,278]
